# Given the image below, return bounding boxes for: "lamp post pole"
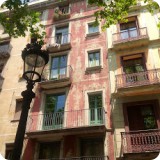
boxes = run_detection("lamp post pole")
[11,81,35,160]
[11,42,49,160]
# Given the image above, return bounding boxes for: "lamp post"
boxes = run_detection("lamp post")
[11,42,49,160]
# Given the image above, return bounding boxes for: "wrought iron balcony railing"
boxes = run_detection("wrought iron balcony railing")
[46,33,71,47]
[38,156,108,160]
[41,65,72,82]
[116,69,160,89]
[27,108,106,132]
[112,27,148,44]
[121,129,160,154]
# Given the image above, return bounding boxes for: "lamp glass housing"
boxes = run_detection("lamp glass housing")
[22,43,49,82]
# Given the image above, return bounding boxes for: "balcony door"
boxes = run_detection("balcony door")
[43,93,66,130]
[123,101,160,153]
[89,93,103,125]
[122,54,147,84]
[55,26,69,44]
[127,105,157,131]
[120,20,138,40]
[50,55,67,80]
[124,101,158,131]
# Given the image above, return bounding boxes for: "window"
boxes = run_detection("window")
[88,23,99,34]
[50,55,67,80]
[120,18,138,40]
[39,142,60,159]
[88,93,103,124]
[88,51,100,67]
[13,99,22,121]
[5,143,14,159]
[0,42,11,57]
[122,55,145,74]
[122,54,147,83]
[43,93,66,129]
[55,26,69,44]
[81,138,104,156]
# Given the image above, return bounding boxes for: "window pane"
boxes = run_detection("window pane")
[95,52,100,66]
[60,56,67,68]
[56,26,69,44]
[88,24,99,34]
[120,21,137,39]
[51,57,59,69]
[89,94,102,108]
[45,95,56,113]
[141,105,157,129]
[88,53,94,67]
[129,28,138,37]
[45,94,65,113]
[51,56,67,79]
[56,94,66,112]
[88,52,100,67]
[123,57,144,74]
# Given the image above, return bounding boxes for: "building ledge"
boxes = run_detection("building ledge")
[26,125,107,140]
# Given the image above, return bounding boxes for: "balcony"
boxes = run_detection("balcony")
[0,43,12,58]
[38,156,108,160]
[121,129,160,155]
[40,65,72,89]
[112,27,149,50]
[116,69,160,89]
[26,108,106,137]
[46,33,71,52]
[53,6,70,21]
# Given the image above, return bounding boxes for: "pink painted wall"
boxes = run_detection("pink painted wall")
[25,0,114,159]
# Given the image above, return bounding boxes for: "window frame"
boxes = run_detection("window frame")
[44,93,66,113]
[85,90,105,110]
[48,51,69,79]
[86,21,100,37]
[50,54,68,80]
[11,99,22,122]
[85,49,103,71]
[55,25,69,44]
[119,16,139,40]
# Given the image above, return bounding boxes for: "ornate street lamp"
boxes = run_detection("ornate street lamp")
[11,42,49,160]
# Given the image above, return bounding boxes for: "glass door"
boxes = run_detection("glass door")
[123,57,146,83]
[120,21,137,40]
[43,94,66,130]
[89,94,103,125]
[56,26,69,44]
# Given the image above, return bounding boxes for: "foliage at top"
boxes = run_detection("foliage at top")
[0,0,159,44]
[0,0,45,45]
[88,0,160,29]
